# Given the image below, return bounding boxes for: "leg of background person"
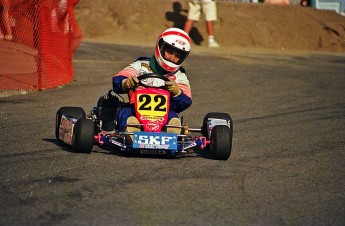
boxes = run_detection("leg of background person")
[203,1,219,48]
[206,21,219,48]
[184,0,200,35]
[183,19,194,34]
[206,20,214,36]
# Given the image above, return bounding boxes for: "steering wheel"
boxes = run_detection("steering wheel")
[137,73,170,88]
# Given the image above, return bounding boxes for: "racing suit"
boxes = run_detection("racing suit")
[112,57,192,132]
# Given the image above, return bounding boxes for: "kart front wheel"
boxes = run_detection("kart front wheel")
[210,125,232,160]
[202,112,232,139]
[72,118,95,154]
[56,106,86,140]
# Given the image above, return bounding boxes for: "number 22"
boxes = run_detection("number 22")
[138,94,166,112]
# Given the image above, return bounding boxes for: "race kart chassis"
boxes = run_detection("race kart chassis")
[56,106,233,160]
[96,127,209,154]
[55,74,233,160]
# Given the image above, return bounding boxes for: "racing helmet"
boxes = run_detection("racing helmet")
[154,28,191,73]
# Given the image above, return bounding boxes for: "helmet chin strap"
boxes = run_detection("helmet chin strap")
[149,56,177,76]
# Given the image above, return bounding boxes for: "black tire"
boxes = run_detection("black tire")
[202,112,232,139]
[56,107,86,140]
[210,125,232,160]
[72,118,95,153]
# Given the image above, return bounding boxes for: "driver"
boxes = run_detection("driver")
[112,28,192,134]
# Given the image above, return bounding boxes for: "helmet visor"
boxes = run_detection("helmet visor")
[159,40,189,65]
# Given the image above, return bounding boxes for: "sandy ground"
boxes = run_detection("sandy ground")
[74,0,345,53]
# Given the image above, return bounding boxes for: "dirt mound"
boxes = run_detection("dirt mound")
[74,0,345,52]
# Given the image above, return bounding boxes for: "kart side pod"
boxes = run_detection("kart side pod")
[202,112,233,160]
[56,106,95,154]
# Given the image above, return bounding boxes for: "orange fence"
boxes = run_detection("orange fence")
[0,0,82,91]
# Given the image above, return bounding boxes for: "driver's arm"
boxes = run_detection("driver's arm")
[165,79,182,96]
[122,76,139,91]
[112,64,139,93]
[168,77,192,113]
[170,92,192,113]
[113,76,128,93]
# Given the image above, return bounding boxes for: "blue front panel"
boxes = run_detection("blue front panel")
[133,132,178,150]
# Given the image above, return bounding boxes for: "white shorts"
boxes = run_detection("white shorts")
[187,0,217,21]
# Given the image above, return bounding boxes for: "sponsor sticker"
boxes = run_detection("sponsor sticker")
[140,150,166,155]
[59,115,74,145]
[133,132,177,150]
[176,39,186,45]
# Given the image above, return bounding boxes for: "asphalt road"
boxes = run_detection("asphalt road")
[0,42,344,225]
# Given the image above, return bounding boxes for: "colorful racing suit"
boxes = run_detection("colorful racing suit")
[112,57,192,132]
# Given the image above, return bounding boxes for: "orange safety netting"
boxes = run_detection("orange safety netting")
[0,0,82,91]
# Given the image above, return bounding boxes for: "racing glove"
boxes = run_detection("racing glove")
[165,79,182,97]
[122,76,139,92]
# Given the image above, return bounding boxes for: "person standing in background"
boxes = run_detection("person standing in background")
[184,0,220,48]
[0,0,13,41]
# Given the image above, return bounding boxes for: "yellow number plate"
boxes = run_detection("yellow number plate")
[137,94,168,117]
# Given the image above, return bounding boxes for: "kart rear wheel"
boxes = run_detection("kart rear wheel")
[72,118,95,153]
[210,125,232,160]
[56,107,86,140]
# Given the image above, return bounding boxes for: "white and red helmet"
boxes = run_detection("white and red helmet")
[154,28,191,73]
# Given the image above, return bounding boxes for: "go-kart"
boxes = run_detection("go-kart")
[55,74,233,160]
